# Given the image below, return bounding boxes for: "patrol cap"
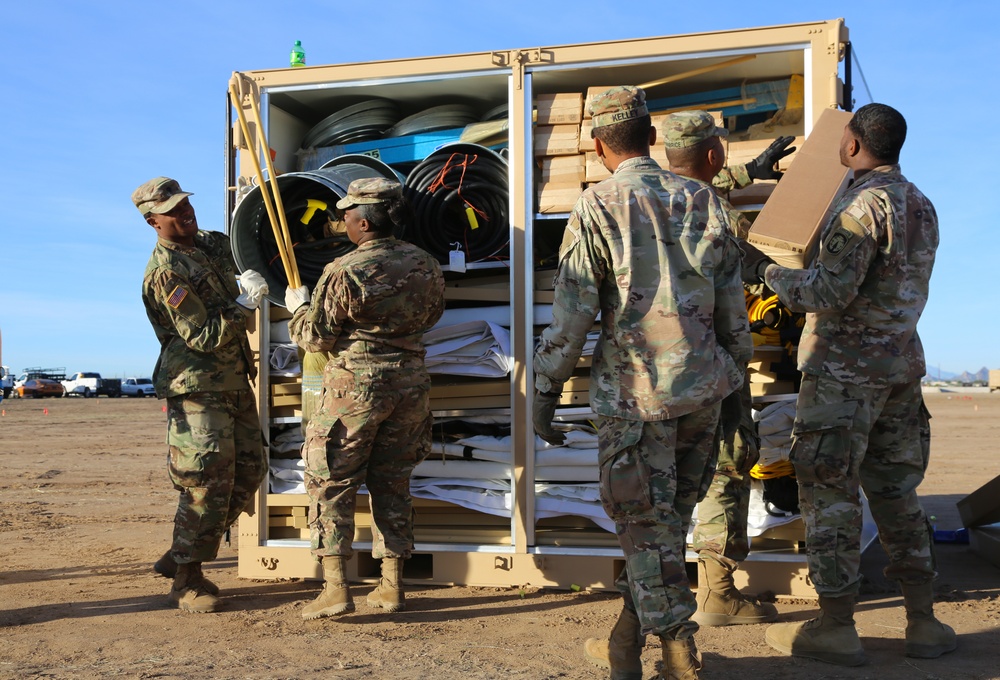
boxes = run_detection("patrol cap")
[662,110,729,149]
[335,177,403,210]
[589,86,649,130]
[132,177,192,215]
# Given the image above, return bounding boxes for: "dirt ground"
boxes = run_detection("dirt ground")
[0,392,998,680]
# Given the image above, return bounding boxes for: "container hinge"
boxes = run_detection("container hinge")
[492,49,552,90]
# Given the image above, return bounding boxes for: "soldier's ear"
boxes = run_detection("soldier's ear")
[594,137,605,159]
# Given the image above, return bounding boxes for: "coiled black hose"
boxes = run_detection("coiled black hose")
[403,144,509,265]
[254,180,355,290]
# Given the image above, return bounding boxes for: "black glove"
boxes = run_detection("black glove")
[719,390,742,441]
[745,136,796,181]
[532,391,566,445]
[739,240,774,285]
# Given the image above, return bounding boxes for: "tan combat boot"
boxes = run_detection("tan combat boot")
[367,557,405,612]
[583,607,645,680]
[154,550,220,596]
[168,562,221,614]
[764,594,866,666]
[302,555,354,620]
[659,636,702,680]
[692,557,777,626]
[901,582,957,658]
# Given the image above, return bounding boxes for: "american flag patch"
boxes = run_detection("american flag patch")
[166,285,188,309]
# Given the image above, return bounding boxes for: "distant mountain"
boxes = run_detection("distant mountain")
[959,367,990,383]
[923,366,990,383]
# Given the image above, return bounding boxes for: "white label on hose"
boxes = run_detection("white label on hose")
[449,248,467,273]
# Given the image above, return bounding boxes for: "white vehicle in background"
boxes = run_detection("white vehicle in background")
[1,365,14,399]
[121,377,156,397]
[61,372,121,398]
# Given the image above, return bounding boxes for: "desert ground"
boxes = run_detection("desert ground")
[0,391,998,679]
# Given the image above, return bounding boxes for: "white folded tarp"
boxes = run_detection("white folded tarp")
[423,320,511,377]
[430,304,556,330]
[269,343,301,375]
[754,400,796,467]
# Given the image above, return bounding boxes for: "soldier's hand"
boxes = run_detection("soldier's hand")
[745,136,796,181]
[719,390,742,441]
[532,390,566,445]
[739,240,774,285]
[284,285,311,312]
[236,269,269,310]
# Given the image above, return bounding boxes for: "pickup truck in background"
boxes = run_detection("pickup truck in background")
[61,372,122,398]
[121,377,157,398]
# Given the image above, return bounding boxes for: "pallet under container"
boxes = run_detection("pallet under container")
[229,18,853,599]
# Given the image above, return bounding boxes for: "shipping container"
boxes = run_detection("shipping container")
[226,18,851,596]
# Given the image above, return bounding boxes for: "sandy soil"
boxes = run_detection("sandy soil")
[0,392,998,679]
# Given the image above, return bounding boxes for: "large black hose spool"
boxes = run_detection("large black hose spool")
[229,155,400,305]
[403,143,509,265]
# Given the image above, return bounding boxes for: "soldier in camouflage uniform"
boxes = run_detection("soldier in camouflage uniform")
[285,177,445,621]
[740,104,956,666]
[532,87,752,680]
[135,177,268,614]
[663,110,793,627]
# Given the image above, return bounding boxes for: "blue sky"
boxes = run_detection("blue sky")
[0,1,995,378]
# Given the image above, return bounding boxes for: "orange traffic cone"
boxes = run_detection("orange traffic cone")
[43,408,49,415]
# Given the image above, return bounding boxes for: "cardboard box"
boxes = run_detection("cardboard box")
[537,182,583,213]
[957,474,1000,528]
[968,524,1000,569]
[535,93,584,125]
[746,108,854,268]
[728,181,777,206]
[534,124,581,156]
[750,381,796,397]
[585,152,611,183]
[540,155,586,184]
[580,119,595,151]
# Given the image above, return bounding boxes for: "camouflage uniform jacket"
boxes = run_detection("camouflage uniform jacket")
[677,165,751,239]
[534,156,752,421]
[764,164,938,386]
[142,230,254,398]
[289,237,445,370]
[712,163,752,197]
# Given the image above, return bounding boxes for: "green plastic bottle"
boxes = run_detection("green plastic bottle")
[290,40,306,68]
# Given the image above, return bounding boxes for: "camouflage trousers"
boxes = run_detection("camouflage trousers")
[166,389,266,563]
[791,373,934,597]
[303,365,433,561]
[598,404,720,638]
[691,377,759,565]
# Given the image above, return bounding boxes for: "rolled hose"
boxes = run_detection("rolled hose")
[230,156,399,305]
[403,143,509,265]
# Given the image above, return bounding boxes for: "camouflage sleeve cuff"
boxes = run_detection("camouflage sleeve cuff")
[534,374,563,395]
[712,165,753,193]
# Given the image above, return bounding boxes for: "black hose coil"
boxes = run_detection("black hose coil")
[403,143,509,265]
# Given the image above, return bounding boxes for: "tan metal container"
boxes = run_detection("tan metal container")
[229,19,849,596]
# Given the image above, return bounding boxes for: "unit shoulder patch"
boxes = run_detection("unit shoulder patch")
[818,211,869,272]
